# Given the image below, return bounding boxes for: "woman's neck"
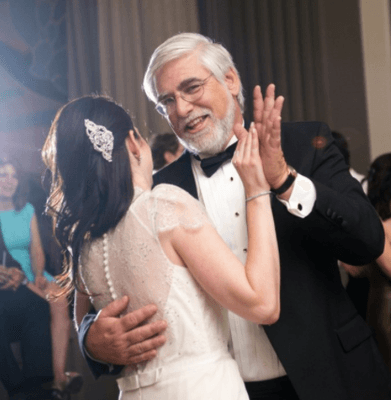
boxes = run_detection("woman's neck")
[132,172,152,191]
[0,199,14,211]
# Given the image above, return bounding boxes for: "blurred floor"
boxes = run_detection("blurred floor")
[0,328,119,400]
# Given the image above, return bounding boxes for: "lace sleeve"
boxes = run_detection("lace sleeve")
[151,184,213,234]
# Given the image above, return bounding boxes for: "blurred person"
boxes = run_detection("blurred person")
[0,159,83,400]
[76,33,391,400]
[150,132,184,171]
[331,131,367,192]
[341,153,391,373]
[331,131,370,317]
[0,246,52,400]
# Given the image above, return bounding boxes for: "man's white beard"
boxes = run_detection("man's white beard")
[176,93,236,157]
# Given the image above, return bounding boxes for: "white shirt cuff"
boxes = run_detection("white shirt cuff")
[277,174,316,218]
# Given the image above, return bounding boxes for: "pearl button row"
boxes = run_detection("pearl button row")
[103,233,117,301]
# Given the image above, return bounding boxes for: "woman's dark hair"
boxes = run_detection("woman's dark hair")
[0,157,28,212]
[367,153,391,221]
[42,95,136,293]
[150,132,180,170]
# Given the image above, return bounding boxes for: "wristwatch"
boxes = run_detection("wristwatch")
[271,165,297,195]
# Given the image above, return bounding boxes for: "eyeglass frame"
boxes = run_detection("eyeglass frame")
[155,73,214,117]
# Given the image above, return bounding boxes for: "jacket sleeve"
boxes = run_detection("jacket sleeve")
[285,122,384,265]
[77,310,124,379]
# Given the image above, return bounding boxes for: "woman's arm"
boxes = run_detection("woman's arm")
[375,219,391,278]
[166,124,280,325]
[30,213,47,289]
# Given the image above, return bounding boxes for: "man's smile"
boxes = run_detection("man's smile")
[185,115,209,133]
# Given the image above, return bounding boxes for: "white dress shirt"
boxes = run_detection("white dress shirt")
[191,137,316,381]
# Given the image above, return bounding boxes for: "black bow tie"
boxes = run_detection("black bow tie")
[195,142,237,177]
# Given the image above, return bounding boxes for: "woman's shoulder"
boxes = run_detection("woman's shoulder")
[383,219,391,240]
[22,202,34,213]
[151,184,211,233]
[17,203,35,218]
[2,203,34,218]
[152,183,197,203]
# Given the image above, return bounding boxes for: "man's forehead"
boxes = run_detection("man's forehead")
[155,54,210,94]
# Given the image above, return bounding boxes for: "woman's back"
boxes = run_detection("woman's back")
[81,184,249,399]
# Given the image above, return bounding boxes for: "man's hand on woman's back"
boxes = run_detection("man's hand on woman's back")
[85,295,167,365]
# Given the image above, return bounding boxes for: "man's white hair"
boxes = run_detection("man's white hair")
[143,32,245,112]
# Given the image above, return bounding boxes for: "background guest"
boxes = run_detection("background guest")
[149,132,184,171]
[0,158,82,399]
[331,131,370,316]
[341,153,391,374]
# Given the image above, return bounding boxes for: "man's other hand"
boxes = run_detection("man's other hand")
[85,296,167,365]
[253,84,287,190]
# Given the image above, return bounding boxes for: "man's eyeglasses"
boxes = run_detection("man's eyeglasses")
[155,74,214,117]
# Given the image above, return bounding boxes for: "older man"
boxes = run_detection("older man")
[78,33,391,400]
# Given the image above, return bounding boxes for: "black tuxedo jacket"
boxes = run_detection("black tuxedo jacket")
[79,121,391,399]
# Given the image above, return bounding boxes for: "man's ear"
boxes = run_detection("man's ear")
[224,68,240,97]
[125,130,141,159]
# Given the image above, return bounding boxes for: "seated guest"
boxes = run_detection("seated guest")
[0,158,82,399]
[0,263,52,400]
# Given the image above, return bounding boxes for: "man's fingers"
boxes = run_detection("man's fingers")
[265,83,275,99]
[124,330,167,359]
[268,96,284,123]
[124,319,167,344]
[98,295,130,318]
[261,84,275,125]
[126,349,159,365]
[120,304,161,331]
[272,116,282,134]
[274,96,284,114]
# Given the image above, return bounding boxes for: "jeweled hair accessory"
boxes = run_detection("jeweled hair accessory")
[84,119,114,162]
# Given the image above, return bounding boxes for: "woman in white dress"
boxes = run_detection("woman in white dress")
[42,95,281,400]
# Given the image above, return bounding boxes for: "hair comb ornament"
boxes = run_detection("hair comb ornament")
[84,119,114,162]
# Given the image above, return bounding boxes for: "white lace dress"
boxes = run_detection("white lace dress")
[81,184,249,400]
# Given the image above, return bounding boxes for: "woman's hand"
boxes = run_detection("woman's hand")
[232,122,269,197]
[0,267,25,291]
[35,274,48,291]
[0,265,9,286]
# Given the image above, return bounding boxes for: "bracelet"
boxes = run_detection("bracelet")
[246,191,273,202]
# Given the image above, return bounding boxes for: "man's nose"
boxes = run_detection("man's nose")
[175,96,193,117]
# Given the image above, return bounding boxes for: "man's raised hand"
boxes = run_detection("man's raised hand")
[253,84,287,190]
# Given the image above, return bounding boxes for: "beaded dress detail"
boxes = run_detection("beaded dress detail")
[80,184,249,400]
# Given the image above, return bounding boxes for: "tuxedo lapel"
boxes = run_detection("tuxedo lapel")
[153,151,199,200]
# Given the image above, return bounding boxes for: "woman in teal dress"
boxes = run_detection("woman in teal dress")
[0,159,82,399]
